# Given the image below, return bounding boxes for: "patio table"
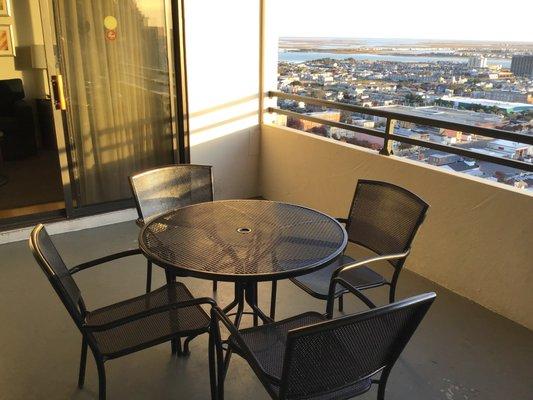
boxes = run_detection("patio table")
[139,199,347,326]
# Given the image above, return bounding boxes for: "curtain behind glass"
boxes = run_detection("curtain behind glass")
[56,0,174,205]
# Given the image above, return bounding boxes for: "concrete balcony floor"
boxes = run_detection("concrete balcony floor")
[0,221,531,399]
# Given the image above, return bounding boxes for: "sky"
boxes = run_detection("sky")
[271,0,533,43]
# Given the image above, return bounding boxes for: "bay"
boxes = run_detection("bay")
[278,51,512,68]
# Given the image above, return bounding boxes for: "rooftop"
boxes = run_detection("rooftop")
[376,105,504,126]
[442,96,533,112]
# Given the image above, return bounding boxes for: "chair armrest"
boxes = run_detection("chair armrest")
[211,306,245,346]
[337,250,410,275]
[69,248,142,274]
[325,250,410,316]
[84,297,216,332]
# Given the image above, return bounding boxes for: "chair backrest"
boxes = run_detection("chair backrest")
[279,292,436,400]
[29,224,85,325]
[345,180,429,267]
[129,164,213,224]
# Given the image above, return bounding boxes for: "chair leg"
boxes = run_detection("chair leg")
[213,281,218,292]
[269,280,277,320]
[338,294,344,312]
[172,337,183,355]
[389,283,396,303]
[217,345,225,400]
[208,332,217,400]
[377,367,392,400]
[389,270,401,303]
[95,355,106,400]
[180,335,196,357]
[78,338,87,388]
[146,260,152,293]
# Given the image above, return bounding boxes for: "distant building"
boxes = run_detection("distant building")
[473,90,530,104]
[439,129,472,144]
[441,96,533,113]
[510,55,533,77]
[351,118,375,128]
[376,105,504,128]
[441,161,482,177]
[329,127,384,148]
[497,70,515,80]
[468,56,488,69]
[486,139,530,159]
[301,111,341,132]
[427,153,461,166]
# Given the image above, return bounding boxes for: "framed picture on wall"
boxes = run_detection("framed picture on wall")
[0,0,11,17]
[0,25,15,56]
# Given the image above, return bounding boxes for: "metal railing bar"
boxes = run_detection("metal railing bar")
[388,134,533,171]
[269,91,533,146]
[268,106,533,172]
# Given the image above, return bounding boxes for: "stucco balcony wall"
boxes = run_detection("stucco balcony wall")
[259,123,533,329]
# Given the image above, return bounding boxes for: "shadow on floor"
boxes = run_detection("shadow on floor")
[0,221,531,399]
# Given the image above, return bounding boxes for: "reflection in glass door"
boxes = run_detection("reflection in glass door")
[53,0,176,207]
[0,0,65,223]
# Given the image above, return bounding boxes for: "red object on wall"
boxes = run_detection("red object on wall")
[105,29,117,41]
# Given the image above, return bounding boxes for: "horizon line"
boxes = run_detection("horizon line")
[279,36,533,44]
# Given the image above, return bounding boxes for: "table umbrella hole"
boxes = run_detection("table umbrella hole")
[237,227,252,234]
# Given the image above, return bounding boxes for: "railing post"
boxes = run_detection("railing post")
[380,118,395,156]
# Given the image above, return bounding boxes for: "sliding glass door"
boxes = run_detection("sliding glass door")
[47,0,178,209]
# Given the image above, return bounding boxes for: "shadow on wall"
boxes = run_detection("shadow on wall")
[12,0,49,100]
[189,94,259,147]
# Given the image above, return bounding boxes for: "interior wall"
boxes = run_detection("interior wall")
[0,0,48,99]
[184,0,261,200]
[260,124,533,330]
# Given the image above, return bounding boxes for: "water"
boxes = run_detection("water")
[279,51,512,68]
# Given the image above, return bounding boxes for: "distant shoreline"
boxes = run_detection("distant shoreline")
[279,37,533,50]
[282,48,512,60]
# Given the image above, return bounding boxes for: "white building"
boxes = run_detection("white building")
[468,56,488,69]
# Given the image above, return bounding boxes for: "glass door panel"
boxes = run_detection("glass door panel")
[53,0,175,206]
[0,0,66,223]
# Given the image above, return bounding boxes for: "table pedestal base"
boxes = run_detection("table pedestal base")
[221,281,273,375]
[223,281,273,328]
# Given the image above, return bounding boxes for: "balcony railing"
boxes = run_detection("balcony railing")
[267,91,533,172]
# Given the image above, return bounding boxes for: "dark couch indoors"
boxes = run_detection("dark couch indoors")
[0,78,37,161]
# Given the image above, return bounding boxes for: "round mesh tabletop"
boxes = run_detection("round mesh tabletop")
[139,200,347,282]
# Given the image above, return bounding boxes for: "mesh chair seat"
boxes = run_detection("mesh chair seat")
[87,282,210,357]
[291,255,386,299]
[230,312,326,381]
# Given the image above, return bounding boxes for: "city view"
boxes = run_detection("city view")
[275,37,533,191]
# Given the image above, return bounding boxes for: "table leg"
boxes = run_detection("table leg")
[244,282,272,325]
[247,283,258,327]
[222,282,245,375]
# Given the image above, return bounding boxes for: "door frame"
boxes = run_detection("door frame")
[42,0,190,217]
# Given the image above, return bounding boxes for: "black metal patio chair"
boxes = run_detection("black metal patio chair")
[129,164,218,293]
[212,267,436,400]
[270,179,429,318]
[29,224,218,400]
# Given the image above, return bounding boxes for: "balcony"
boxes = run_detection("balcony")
[1,117,532,399]
[1,218,532,399]
[1,1,532,399]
